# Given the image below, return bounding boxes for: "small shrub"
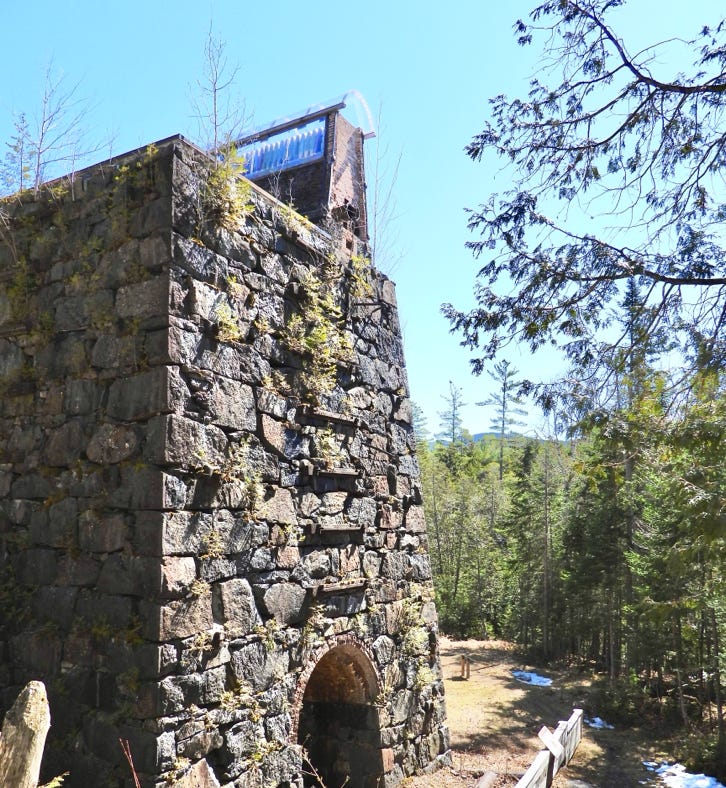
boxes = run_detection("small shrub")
[676,730,726,783]
[349,254,374,298]
[214,300,243,343]
[202,147,253,231]
[189,579,211,598]
[281,267,354,403]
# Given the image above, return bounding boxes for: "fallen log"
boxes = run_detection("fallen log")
[475,771,499,788]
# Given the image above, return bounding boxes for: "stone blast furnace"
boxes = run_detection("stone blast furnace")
[0,109,450,788]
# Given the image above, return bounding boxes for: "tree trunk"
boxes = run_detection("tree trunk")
[431,466,442,572]
[710,607,724,755]
[674,614,690,728]
[623,453,635,673]
[0,681,51,788]
[608,591,615,681]
[542,449,550,660]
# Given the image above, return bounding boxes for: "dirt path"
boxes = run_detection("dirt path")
[406,637,673,787]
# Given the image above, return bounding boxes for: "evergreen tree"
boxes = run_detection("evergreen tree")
[437,381,468,475]
[2,114,31,193]
[477,359,527,479]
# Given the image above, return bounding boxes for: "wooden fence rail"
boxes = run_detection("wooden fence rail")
[515,708,583,788]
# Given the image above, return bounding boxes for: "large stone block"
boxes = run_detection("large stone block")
[55,289,113,332]
[262,582,307,625]
[391,689,416,725]
[159,665,226,714]
[116,275,168,320]
[75,590,133,628]
[10,631,62,675]
[144,509,207,555]
[96,553,139,595]
[217,578,261,636]
[145,509,262,557]
[222,718,267,776]
[84,715,175,774]
[63,379,102,415]
[32,586,78,630]
[56,554,101,586]
[302,550,331,578]
[90,334,142,370]
[111,466,189,510]
[404,505,426,533]
[144,413,227,468]
[348,495,378,528]
[30,496,77,548]
[381,552,409,581]
[210,377,257,431]
[175,756,222,786]
[257,487,296,525]
[142,595,215,641]
[16,548,57,585]
[229,640,289,693]
[0,292,13,328]
[106,365,187,421]
[159,556,197,598]
[276,545,300,569]
[173,233,230,287]
[10,473,50,499]
[94,239,142,289]
[260,414,300,457]
[86,423,139,465]
[0,340,25,380]
[167,322,271,383]
[408,553,432,581]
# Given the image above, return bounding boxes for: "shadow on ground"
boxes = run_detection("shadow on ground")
[415,637,675,788]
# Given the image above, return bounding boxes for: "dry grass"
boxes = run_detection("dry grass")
[406,637,674,788]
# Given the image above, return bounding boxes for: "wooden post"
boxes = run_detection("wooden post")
[0,681,51,788]
[460,655,471,679]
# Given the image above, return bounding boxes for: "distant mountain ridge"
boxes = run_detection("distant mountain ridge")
[428,430,527,446]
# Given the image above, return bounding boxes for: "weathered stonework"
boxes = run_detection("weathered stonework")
[0,134,449,787]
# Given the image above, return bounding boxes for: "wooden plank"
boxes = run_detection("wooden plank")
[562,709,583,765]
[515,749,551,788]
[0,681,51,788]
[538,725,564,762]
[296,404,360,427]
[315,578,367,595]
[552,721,569,774]
[317,522,363,533]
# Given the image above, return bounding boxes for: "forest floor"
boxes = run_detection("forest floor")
[406,637,678,787]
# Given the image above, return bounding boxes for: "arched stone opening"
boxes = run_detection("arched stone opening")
[296,641,385,788]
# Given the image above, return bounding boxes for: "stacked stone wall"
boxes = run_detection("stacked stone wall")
[0,137,449,787]
[0,141,181,783]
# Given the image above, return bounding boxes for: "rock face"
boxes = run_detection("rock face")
[0,137,450,787]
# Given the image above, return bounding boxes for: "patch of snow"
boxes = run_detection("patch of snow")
[584,716,614,729]
[643,761,726,788]
[511,669,552,686]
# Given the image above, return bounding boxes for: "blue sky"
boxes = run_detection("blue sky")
[0,0,714,439]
